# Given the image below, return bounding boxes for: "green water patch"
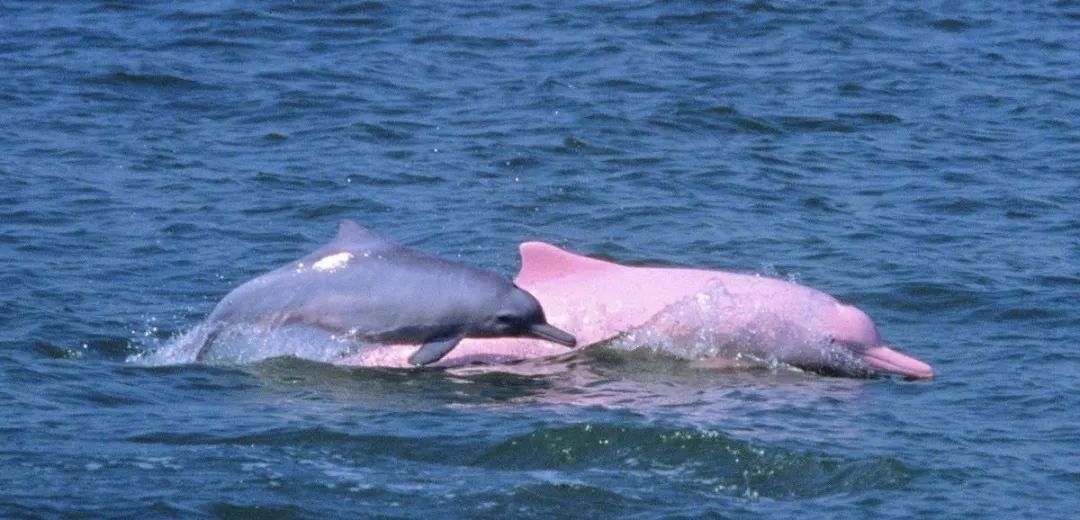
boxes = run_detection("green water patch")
[474,423,918,500]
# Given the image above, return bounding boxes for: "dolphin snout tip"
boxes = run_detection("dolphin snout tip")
[528,323,577,348]
[862,345,934,380]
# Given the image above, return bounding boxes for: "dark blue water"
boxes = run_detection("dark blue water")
[3,1,1078,518]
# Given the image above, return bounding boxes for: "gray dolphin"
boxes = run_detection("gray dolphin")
[195,219,576,366]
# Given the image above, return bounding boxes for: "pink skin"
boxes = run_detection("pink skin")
[337,242,933,380]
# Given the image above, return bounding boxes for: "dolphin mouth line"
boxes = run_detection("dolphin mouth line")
[528,323,577,347]
[861,345,934,380]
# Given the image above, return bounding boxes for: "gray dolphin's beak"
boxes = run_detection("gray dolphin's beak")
[528,323,577,347]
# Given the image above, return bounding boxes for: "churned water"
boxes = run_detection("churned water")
[2,1,1078,518]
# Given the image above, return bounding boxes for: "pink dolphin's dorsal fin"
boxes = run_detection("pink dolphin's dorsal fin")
[516,241,619,285]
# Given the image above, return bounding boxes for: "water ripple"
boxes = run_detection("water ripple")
[2,0,1078,517]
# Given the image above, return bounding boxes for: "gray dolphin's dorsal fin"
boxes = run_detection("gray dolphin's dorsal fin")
[330,219,398,251]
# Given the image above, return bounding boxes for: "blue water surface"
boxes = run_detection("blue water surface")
[2,1,1078,518]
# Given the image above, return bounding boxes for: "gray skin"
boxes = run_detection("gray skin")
[196,219,576,366]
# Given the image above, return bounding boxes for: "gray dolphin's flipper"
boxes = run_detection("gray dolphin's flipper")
[408,333,465,367]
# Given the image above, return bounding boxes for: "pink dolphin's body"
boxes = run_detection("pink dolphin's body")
[338,242,933,380]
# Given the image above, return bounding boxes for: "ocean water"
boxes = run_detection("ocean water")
[2,1,1078,518]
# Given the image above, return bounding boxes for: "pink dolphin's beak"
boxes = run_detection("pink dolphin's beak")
[861,345,934,380]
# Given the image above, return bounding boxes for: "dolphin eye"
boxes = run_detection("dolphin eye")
[496,314,518,325]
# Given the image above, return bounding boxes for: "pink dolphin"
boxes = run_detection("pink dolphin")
[338,242,933,380]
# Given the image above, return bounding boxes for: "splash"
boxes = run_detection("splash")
[131,323,361,366]
[606,280,867,375]
[129,324,212,366]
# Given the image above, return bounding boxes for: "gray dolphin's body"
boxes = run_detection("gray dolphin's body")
[195,220,576,366]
